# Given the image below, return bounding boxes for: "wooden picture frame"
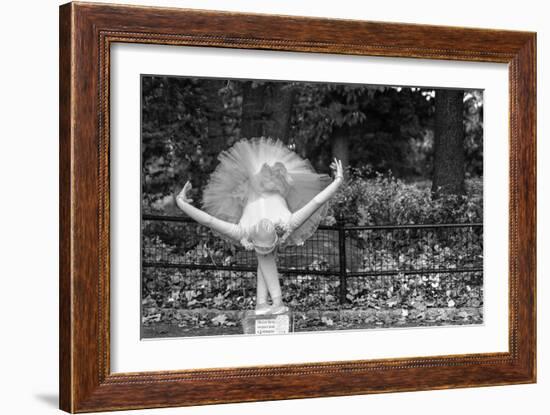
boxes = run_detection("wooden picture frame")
[59,2,536,412]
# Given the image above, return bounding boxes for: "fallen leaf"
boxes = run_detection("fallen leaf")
[211,314,228,326]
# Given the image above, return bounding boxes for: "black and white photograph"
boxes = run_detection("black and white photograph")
[3,0,545,413]
[140,75,484,339]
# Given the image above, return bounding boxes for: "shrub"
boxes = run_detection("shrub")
[324,169,482,225]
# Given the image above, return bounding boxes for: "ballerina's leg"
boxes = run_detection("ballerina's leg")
[256,264,269,308]
[257,253,287,312]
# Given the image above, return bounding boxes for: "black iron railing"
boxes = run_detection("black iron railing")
[141,214,483,308]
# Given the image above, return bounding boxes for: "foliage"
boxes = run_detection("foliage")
[290,84,436,177]
[141,76,242,209]
[141,76,483,212]
[142,265,483,334]
[325,168,483,225]
[464,90,484,177]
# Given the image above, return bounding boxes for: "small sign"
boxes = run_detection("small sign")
[241,310,293,335]
[255,315,290,335]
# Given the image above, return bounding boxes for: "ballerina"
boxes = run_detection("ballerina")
[176,138,344,315]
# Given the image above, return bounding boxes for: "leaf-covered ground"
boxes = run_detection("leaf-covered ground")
[141,307,483,338]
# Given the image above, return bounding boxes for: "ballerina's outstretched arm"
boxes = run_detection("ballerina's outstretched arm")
[288,158,344,231]
[176,181,245,243]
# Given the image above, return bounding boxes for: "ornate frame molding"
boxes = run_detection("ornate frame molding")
[60,2,536,412]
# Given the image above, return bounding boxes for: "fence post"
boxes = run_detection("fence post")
[338,224,347,304]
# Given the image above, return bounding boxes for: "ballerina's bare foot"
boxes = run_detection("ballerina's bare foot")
[255,303,271,315]
[268,304,289,315]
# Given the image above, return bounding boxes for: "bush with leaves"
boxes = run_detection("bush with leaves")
[324,168,482,226]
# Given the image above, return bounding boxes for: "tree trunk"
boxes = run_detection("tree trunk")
[241,82,266,139]
[263,83,295,142]
[240,82,295,142]
[202,79,226,153]
[432,89,465,196]
[330,124,351,175]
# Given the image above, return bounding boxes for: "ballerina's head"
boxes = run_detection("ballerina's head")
[249,218,278,255]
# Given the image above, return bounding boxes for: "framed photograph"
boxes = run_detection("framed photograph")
[59,2,536,412]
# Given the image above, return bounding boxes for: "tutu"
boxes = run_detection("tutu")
[202,137,331,246]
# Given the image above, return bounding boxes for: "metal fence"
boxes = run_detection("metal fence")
[142,214,483,311]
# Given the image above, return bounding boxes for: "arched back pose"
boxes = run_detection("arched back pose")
[176,138,344,315]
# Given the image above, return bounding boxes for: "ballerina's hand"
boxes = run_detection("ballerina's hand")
[176,181,193,204]
[330,158,344,180]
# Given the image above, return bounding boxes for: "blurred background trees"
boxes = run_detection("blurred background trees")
[141,76,483,218]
